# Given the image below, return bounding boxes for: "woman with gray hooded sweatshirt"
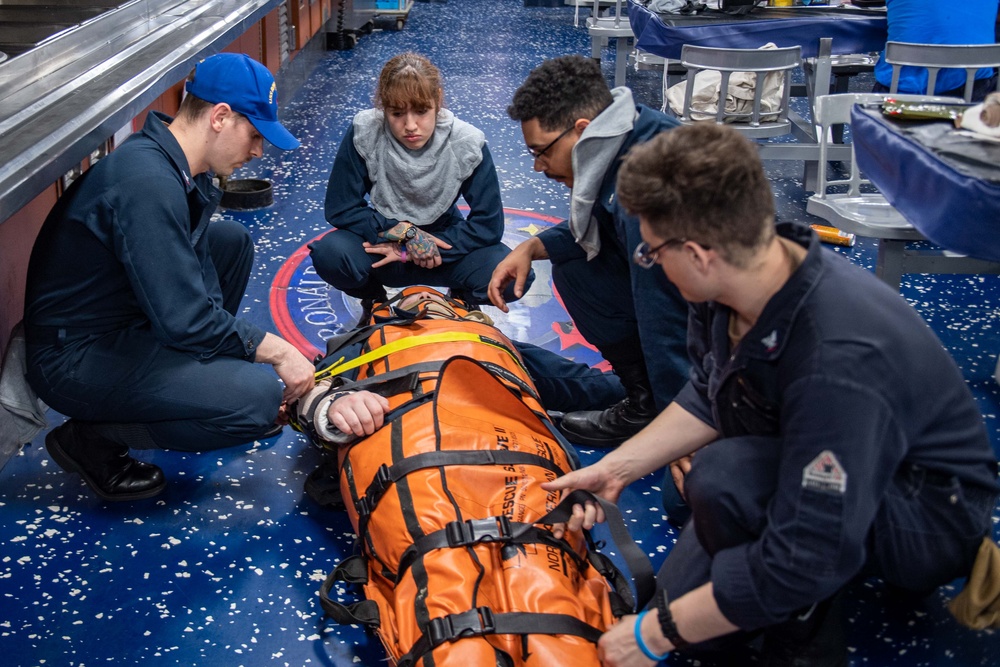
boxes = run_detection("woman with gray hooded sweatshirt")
[311,52,533,324]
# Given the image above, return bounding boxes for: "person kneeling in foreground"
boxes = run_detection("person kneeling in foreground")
[544,123,999,666]
[25,54,316,502]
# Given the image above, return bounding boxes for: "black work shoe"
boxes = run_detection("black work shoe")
[558,397,655,447]
[761,594,848,667]
[45,421,166,502]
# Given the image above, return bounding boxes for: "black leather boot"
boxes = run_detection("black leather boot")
[761,593,848,667]
[45,420,166,502]
[558,356,657,448]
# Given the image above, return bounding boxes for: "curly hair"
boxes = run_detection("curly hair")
[375,52,443,112]
[617,124,775,268]
[507,55,613,131]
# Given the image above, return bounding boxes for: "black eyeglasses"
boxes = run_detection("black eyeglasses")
[633,238,708,268]
[527,125,575,160]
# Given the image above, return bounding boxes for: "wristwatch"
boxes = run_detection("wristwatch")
[403,225,418,241]
[657,589,690,650]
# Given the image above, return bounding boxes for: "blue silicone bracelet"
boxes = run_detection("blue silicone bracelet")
[634,610,671,662]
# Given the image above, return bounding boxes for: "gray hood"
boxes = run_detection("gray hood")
[570,87,638,259]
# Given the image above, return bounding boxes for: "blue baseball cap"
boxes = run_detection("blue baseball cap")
[186,53,300,150]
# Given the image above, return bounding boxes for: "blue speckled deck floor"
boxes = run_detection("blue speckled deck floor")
[2,1,999,665]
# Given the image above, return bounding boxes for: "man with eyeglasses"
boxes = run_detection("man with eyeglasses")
[544,123,998,666]
[488,55,688,450]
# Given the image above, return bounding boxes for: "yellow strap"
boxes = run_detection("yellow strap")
[314,331,525,380]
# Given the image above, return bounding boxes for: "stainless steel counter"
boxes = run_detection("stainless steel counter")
[0,0,283,224]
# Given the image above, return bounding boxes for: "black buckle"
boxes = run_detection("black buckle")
[426,607,496,647]
[444,516,512,548]
[356,464,393,516]
[354,495,373,517]
[369,464,392,497]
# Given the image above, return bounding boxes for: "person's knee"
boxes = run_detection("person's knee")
[208,219,255,278]
[308,232,368,287]
[686,437,781,551]
[210,218,253,245]
[685,440,749,511]
[243,375,284,426]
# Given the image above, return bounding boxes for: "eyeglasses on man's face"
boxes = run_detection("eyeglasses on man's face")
[527,125,575,161]
[633,238,708,268]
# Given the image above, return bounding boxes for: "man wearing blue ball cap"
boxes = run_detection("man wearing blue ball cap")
[23,53,315,502]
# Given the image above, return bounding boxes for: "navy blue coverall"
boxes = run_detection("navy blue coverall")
[662,224,999,634]
[534,105,690,410]
[24,112,282,451]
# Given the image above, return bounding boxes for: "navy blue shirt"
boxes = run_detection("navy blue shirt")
[674,223,999,628]
[324,123,505,262]
[25,112,265,360]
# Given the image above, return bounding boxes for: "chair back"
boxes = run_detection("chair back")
[677,44,801,138]
[886,42,1000,101]
[592,0,625,27]
[812,92,964,198]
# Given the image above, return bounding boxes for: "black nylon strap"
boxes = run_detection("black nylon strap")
[345,362,443,394]
[355,449,568,518]
[394,518,587,584]
[588,550,636,616]
[322,324,381,359]
[318,560,379,627]
[478,360,539,400]
[540,490,656,611]
[397,610,603,667]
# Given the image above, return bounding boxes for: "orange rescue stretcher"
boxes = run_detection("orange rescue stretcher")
[293,287,653,666]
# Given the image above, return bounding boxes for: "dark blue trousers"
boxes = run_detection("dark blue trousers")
[309,229,533,305]
[659,436,994,633]
[27,220,283,452]
[513,341,625,413]
[550,221,690,410]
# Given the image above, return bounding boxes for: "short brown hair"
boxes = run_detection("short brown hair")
[617,124,775,267]
[375,52,443,112]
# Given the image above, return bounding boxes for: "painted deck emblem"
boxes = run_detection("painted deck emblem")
[271,207,606,369]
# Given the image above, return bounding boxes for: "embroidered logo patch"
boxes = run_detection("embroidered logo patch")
[801,450,847,494]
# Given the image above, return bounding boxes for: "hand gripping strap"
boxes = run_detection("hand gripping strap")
[396,609,604,667]
[541,490,656,611]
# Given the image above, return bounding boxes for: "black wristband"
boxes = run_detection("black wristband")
[657,589,690,650]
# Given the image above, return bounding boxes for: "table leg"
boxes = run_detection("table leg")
[802,38,833,194]
[615,36,628,88]
[876,239,906,291]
